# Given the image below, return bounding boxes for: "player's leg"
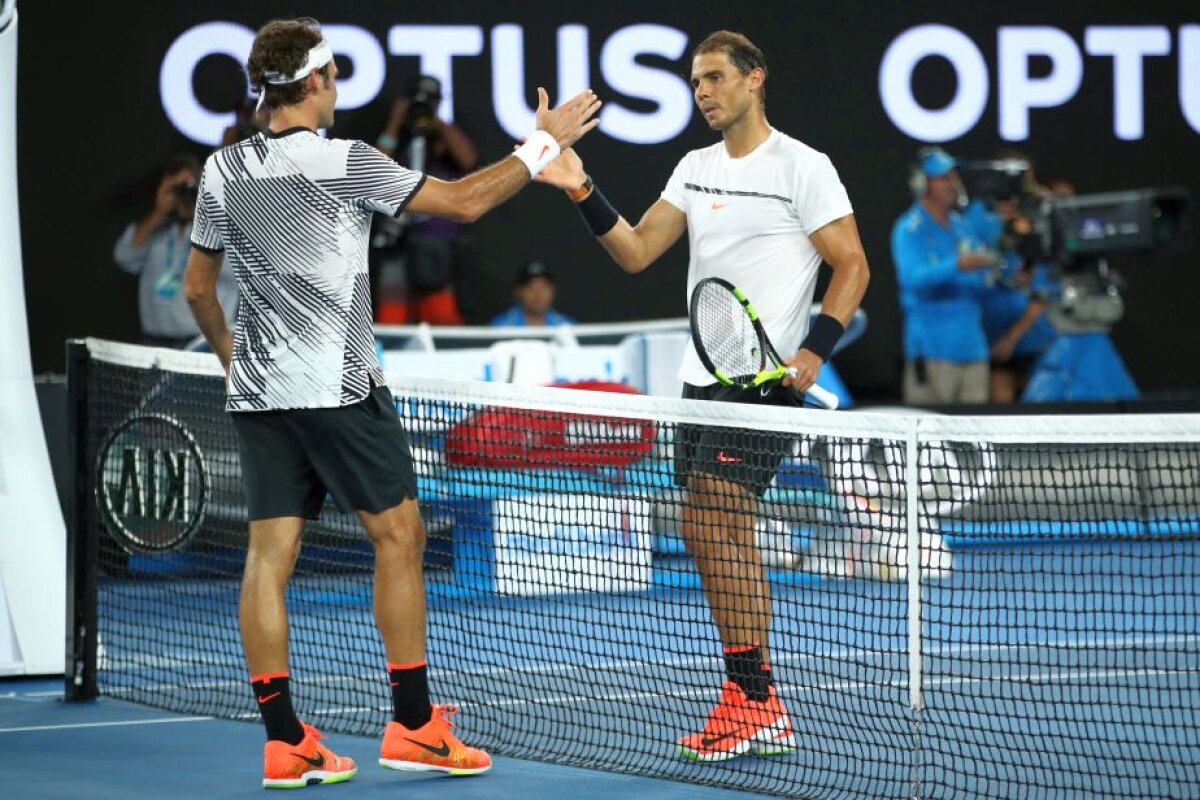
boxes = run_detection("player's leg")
[241,515,304,706]
[682,472,771,663]
[677,473,794,761]
[358,499,490,775]
[231,411,357,789]
[307,384,490,775]
[671,386,797,760]
[360,499,426,672]
[675,425,796,762]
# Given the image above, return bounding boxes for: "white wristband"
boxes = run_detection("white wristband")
[512,130,560,178]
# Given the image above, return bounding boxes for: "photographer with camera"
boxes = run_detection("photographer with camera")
[113,152,237,347]
[892,148,995,405]
[373,75,480,324]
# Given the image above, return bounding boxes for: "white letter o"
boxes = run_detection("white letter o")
[160,22,255,146]
[879,24,988,142]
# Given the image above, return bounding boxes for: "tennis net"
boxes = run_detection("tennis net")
[66,338,1200,799]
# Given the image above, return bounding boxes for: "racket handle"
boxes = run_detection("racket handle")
[785,367,840,410]
[806,383,840,410]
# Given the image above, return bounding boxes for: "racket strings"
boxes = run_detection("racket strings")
[693,282,763,381]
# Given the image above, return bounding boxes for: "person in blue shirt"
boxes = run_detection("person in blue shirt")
[490,261,577,327]
[982,251,1057,400]
[891,148,995,405]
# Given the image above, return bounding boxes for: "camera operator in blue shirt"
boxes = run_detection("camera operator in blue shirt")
[891,148,994,405]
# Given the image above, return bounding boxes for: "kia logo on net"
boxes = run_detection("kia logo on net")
[97,414,209,554]
[879,24,1200,141]
[160,21,695,146]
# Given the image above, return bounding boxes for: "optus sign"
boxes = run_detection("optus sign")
[880,24,1200,142]
[160,21,695,146]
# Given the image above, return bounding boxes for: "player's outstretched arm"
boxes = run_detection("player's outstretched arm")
[406,88,601,224]
[536,148,686,274]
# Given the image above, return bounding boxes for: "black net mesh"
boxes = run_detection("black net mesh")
[73,341,1199,799]
[918,440,1200,799]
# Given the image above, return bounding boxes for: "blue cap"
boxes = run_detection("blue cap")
[919,148,957,178]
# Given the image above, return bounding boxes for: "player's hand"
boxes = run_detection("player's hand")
[535,87,602,148]
[536,148,587,191]
[215,330,234,375]
[783,349,823,392]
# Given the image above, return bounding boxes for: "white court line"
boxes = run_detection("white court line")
[101,632,1200,694]
[0,690,64,699]
[0,716,213,734]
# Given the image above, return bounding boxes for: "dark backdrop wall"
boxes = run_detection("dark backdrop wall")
[16,0,1199,398]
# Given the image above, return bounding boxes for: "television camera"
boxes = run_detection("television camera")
[959,159,1191,333]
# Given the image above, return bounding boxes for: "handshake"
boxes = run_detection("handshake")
[512,87,600,195]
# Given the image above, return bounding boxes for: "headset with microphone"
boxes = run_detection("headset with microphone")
[909,146,968,208]
[908,146,958,198]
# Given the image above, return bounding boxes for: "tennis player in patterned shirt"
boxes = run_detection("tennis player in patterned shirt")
[184,16,600,789]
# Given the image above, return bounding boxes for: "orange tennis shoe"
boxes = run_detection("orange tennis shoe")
[379,704,492,776]
[677,681,796,762]
[262,723,357,789]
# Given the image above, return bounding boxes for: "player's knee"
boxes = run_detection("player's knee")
[369,520,426,560]
[244,539,300,586]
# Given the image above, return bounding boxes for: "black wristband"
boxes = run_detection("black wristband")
[574,180,620,236]
[800,313,845,362]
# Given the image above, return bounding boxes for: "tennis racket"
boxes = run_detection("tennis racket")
[689,277,839,410]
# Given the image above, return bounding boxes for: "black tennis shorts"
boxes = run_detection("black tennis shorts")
[674,382,802,498]
[230,385,418,521]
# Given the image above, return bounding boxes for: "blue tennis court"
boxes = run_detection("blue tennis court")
[74,543,1198,799]
[0,678,757,799]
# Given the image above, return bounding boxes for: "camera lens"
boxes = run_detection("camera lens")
[406,76,442,127]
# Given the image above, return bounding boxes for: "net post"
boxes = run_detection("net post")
[64,339,97,702]
[905,420,923,712]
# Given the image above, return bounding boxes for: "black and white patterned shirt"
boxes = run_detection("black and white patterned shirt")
[191,128,424,412]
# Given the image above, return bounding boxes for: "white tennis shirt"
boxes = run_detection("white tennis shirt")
[661,128,853,386]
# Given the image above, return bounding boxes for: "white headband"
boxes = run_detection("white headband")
[262,41,333,85]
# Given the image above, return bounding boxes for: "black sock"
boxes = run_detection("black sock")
[389,661,432,729]
[724,645,772,702]
[251,672,305,744]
